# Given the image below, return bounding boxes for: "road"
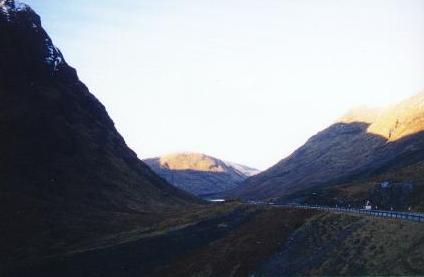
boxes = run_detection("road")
[273,203,424,223]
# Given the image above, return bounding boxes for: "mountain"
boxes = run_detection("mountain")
[0,0,200,269]
[228,92,424,208]
[144,153,260,196]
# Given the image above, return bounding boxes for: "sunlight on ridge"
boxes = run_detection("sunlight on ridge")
[339,91,424,141]
[159,152,226,172]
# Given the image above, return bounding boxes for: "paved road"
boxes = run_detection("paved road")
[274,204,424,223]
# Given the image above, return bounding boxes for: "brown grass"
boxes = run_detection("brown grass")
[159,207,319,277]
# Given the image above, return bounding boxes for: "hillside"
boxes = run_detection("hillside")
[228,92,424,207]
[0,0,200,270]
[4,2,424,276]
[144,153,259,196]
[12,206,424,277]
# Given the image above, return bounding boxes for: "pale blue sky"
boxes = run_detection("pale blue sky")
[24,0,424,169]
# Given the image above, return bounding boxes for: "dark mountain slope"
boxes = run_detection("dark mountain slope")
[228,92,424,202]
[144,153,259,196]
[15,206,424,277]
[281,147,424,211]
[0,0,199,269]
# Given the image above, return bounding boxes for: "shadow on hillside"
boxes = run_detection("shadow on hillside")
[229,121,424,209]
[143,163,248,196]
[270,122,424,208]
[6,208,256,277]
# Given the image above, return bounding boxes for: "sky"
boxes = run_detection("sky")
[24,0,424,170]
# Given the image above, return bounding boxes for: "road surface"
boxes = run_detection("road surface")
[274,203,424,223]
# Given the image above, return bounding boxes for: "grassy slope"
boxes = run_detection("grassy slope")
[6,203,252,276]
[161,208,424,277]
[160,207,318,277]
[4,202,240,273]
[231,92,424,202]
[162,208,424,277]
[257,212,424,276]
[11,205,424,277]
[284,160,424,211]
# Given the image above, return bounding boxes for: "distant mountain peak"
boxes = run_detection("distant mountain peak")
[145,153,260,196]
[155,152,260,176]
[158,152,226,172]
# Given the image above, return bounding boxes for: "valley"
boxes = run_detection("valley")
[8,203,424,277]
[1,1,424,276]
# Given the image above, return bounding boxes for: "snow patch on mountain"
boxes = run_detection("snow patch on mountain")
[45,38,64,71]
[223,161,260,177]
[1,0,65,72]
[0,0,29,20]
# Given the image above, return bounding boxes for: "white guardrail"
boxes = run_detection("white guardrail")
[273,204,424,223]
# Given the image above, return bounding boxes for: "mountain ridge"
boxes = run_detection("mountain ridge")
[144,152,260,196]
[340,91,424,141]
[0,0,200,268]
[227,91,424,203]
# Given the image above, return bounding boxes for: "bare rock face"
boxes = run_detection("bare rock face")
[228,92,424,201]
[0,0,198,268]
[145,153,259,196]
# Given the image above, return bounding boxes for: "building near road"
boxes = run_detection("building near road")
[365,200,372,210]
